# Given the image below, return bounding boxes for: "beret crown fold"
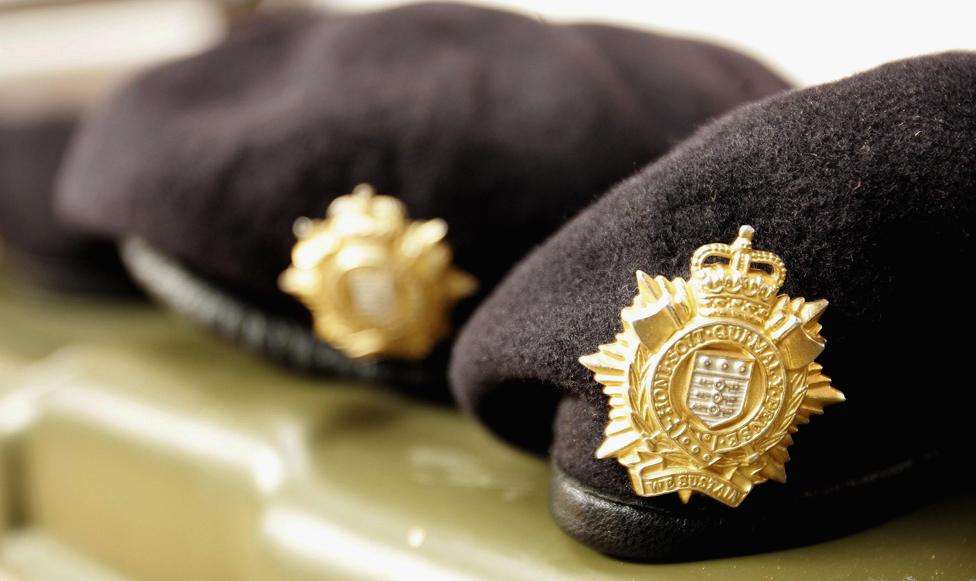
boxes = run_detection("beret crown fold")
[56,3,787,306]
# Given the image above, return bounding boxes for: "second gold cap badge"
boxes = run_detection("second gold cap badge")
[280,184,476,360]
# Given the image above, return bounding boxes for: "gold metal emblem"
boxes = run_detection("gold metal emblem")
[279,184,477,360]
[580,226,844,507]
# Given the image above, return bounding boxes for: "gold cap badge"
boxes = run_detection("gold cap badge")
[280,184,477,360]
[580,226,844,507]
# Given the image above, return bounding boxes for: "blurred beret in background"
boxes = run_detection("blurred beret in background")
[56,3,788,394]
[0,114,132,294]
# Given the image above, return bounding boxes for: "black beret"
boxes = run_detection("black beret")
[56,3,787,390]
[450,52,976,559]
[0,115,131,293]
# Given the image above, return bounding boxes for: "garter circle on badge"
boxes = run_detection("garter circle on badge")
[280,184,477,360]
[580,226,844,506]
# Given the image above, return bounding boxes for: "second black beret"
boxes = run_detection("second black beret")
[56,3,788,391]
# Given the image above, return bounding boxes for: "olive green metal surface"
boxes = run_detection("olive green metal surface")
[0,270,973,580]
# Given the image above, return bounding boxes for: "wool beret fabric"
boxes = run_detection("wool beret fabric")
[56,3,787,387]
[450,52,976,559]
[0,115,130,293]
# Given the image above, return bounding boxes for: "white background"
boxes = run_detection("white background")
[322,0,976,87]
[2,0,976,115]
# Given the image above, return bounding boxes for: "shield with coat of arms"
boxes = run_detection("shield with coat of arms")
[686,349,753,428]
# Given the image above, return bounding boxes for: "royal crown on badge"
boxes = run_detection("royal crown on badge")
[280,184,477,360]
[580,226,844,507]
